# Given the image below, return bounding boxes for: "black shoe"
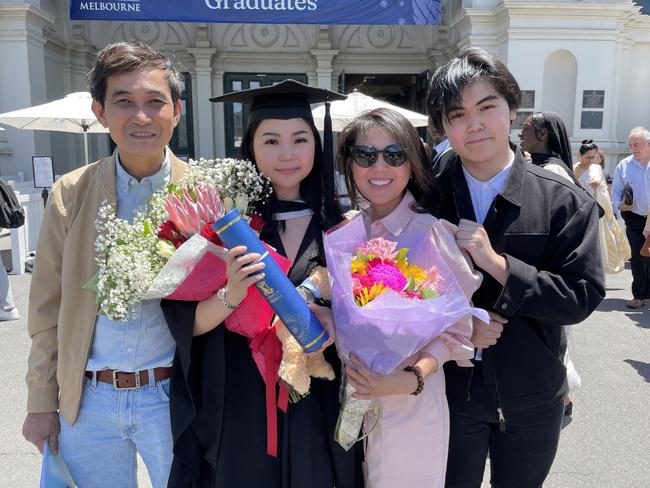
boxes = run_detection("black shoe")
[564,401,573,416]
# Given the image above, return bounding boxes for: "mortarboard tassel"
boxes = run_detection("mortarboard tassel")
[322,100,340,227]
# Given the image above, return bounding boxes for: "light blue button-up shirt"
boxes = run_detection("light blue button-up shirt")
[86,150,175,372]
[612,155,650,217]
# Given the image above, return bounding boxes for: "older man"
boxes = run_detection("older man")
[22,41,187,487]
[612,127,650,309]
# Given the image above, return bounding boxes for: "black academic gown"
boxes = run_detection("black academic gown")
[161,216,364,488]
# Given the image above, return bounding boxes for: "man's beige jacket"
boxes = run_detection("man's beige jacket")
[26,152,187,424]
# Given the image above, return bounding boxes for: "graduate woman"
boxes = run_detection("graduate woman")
[161,80,364,488]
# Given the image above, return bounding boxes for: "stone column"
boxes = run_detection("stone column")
[188,47,217,158]
[310,49,339,90]
[311,25,338,90]
[0,3,54,177]
[212,56,226,158]
[611,38,632,143]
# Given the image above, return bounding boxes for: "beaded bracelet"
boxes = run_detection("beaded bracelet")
[404,365,424,396]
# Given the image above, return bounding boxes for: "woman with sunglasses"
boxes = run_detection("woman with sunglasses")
[335,108,480,488]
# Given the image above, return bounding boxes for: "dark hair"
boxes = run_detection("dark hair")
[528,113,547,141]
[426,47,521,136]
[579,139,599,156]
[337,107,441,214]
[240,117,342,230]
[86,41,184,106]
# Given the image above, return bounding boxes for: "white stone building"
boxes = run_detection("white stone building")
[0,0,648,181]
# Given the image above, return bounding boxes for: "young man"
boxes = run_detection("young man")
[22,41,187,487]
[427,48,605,487]
[612,127,650,309]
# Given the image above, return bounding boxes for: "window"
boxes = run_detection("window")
[169,73,195,160]
[223,73,308,157]
[512,90,535,130]
[580,90,604,129]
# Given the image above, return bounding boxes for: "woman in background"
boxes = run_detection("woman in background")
[574,140,630,275]
[519,111,584,416]
[518,111,578,184]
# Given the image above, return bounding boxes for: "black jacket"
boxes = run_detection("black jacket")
[436,148,605,414]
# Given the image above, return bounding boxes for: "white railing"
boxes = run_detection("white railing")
[12,181,41,195]
[4,175,47,196]
[9,192,45,275]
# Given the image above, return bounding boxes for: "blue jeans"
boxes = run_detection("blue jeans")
[59,372,173,488]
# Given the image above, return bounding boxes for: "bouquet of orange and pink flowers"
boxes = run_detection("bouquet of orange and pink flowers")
[351,237,443,306]
[324,215,488,450]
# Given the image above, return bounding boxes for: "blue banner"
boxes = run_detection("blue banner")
[70,0,441,25]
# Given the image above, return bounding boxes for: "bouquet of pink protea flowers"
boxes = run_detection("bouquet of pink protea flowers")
[324,215,488,450]
[142,181,270,303]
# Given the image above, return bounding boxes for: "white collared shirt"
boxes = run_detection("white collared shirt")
[461,162,512,361]
[462,162,514,224]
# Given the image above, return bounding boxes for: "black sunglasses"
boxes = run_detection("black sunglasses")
[349,144,408,168]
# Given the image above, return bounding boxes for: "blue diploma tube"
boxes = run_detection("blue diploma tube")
[213,209,329,352]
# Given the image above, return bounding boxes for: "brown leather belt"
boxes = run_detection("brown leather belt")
[85,367,172,389]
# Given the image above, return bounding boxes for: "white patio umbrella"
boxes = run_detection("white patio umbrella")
[0,92,108,164]
[312,90,429,132]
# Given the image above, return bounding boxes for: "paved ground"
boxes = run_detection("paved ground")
[1,268,648,487]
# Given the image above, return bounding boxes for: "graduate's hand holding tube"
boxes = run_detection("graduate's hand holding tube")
[224,246,266,305]
[194,246,266,336]
[213,209,330,352]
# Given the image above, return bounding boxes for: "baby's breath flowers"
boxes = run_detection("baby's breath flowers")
[182,157,272,215]
[92,205,166,321]
[89,157,272,322]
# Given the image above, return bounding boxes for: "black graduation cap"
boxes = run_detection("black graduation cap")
[209,79,345,123]
[210,80,346,225]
